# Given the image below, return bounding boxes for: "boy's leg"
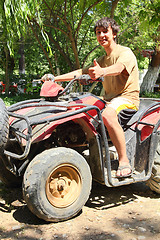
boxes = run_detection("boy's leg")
[102,97,137,177]
[102,106,131,177]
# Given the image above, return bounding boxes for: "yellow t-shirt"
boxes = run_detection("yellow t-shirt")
[83,44,140,109]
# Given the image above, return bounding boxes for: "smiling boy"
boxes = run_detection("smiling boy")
[43,17,140,178]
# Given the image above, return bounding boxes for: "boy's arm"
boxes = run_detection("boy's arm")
[88,59,126,80]
[55,69,82,82]
[41,69,83,82]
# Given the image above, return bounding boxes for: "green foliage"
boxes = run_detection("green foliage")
[39,0,107,71]
[137,56,149,70]
[141,91,160,98]
[3,0,43,53]
[1,93,40,106]
[24,39,52,76]
[0,0,159,96]
[115,0,159,70]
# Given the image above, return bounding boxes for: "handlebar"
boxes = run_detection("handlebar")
[75,74,104,84]
[58,75,104,96]
[32,74,104,97]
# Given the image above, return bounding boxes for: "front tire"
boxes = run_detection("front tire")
[22,147,92,222]
[0,99,21,186]
[146,134,160,194]
[0,98,9,152]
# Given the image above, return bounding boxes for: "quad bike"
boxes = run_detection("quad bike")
[0,75,160,222]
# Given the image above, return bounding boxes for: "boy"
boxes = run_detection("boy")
[42,17,140,178]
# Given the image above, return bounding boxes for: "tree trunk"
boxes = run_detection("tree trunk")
[54,53,60,75]
[140,49,160,94]
[19,40,25,75]
[67,24,80,69]
[4,47,9,95]
[140,65,160,93]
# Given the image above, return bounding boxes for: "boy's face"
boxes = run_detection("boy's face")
[95,25,116,48]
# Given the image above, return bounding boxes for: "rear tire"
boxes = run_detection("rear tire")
[23,147,92,222]
[146,134,160,194]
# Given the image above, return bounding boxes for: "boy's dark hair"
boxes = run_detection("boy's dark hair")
[94,17,120,35]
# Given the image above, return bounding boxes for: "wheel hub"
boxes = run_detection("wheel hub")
[46,164,82,208]
[57,179,66,191]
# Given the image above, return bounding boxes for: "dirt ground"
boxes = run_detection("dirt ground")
[0,180,160,240]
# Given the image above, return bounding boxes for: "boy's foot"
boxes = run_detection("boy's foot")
[116,164,132,178]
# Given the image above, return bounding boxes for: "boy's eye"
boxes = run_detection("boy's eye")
[96,30,108,35]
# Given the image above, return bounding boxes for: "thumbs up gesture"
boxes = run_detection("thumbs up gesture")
[88,59,104,80]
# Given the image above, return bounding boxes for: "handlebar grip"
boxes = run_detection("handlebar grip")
[96,76,104,82]
[77,75,104,84]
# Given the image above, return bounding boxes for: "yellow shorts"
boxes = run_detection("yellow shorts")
[107,97,138,114]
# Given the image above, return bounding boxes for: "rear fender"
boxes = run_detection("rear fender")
[137,104,160,142]
[135,103,160,172]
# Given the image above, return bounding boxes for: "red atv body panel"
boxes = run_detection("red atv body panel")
[9,93,106,145]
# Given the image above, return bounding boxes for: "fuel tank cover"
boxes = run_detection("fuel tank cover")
[40,81,64,97]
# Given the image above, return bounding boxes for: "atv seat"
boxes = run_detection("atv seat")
[118,99,157,130]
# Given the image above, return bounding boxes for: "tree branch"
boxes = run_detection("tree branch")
[48,33,73,70]
[44,24,69,37]
[82,45,100,67]
[110,0,120,18]
[78,19,94,55]
[75,0,103,38]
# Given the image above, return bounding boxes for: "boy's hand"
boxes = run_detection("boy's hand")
[41,74,55,82]
[88,59,104,80]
